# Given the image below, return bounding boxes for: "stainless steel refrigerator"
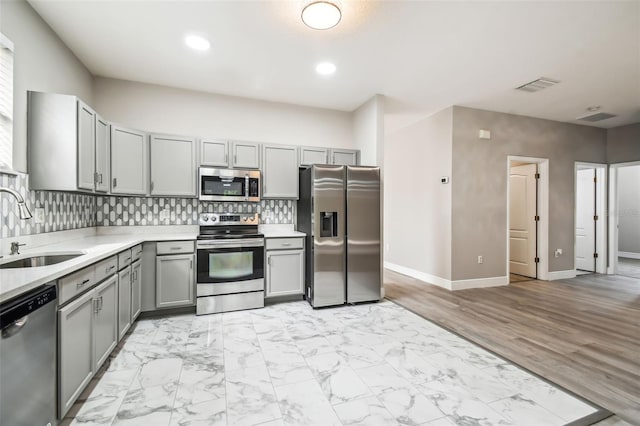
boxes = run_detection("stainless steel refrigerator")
[297,164,381,308]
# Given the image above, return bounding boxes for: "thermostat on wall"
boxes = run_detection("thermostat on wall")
[441,176,449,184]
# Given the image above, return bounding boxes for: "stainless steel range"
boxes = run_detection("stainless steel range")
[196,212,265,315]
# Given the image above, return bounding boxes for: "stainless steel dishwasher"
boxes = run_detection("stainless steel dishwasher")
[0,284,57,426]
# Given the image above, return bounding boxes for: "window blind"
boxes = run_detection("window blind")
[0,34,14,170]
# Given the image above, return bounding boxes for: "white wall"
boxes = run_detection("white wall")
[1,0,94,173]
[618,165,640,255]
[384,107,453,281]
[93,77,354,150]
[353,95,384,166]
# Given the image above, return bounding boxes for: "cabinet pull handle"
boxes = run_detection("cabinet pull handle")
[77,279,90,288]
[225,153,228,163]
[170,247,181,250]
[94,299,100,314]
[107,265,116,272]
[190,259,193,270]
[113,178,117,188]
[234,154,237,165]
[99,173,103,184]
[282,242,291,246]
[125,257,131,262]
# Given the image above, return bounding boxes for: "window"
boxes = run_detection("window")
[0,33,14,171]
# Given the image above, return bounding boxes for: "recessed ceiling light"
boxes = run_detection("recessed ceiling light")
[316,62,336,75]
[302,1,342,30]
[185,35,210,51]
[587,105,601,112]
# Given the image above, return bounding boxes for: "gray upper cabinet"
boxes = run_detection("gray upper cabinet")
[330,149,359,166]
[200,139,229,167]
[111,125,148,195]
[231,141,260,169]
[77,100,96,191]
[95,115,110,193]
[150,134,197,196]
[299,146,329,167]
[28,91,102,192]
[262,144,298,199]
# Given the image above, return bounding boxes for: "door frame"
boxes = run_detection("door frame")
[506,156,549,281]
[608,160,640,274]
[574,162,607,274]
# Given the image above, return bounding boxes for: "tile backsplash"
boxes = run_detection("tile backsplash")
[96,196,294,226]
[1,171,294,238]
[1,172,97,238]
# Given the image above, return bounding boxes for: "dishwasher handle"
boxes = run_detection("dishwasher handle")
[1,316,28,339]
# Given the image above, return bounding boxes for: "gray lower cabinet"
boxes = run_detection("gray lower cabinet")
[58,275,118,418]
[150,134,197,196]
[262,144,298,199]
[265,238,304,297]
[111,125,148,195]
[117,267,132,340]
[58,289,94,417]
[156,253,194,308]
[131,260,142,320]
[93,276,118,371]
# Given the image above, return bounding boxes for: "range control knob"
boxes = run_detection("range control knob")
[241,217,247,222]
[210,216,217,222]
[202,216,209,222]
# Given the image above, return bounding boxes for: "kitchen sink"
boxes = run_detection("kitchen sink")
[0,253,84,269]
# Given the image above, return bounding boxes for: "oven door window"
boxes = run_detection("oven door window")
[201,176,245,197]
[197,247,264,283]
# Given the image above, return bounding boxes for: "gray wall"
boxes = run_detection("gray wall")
[618,165,640,254]
[1,0,94,173]
[451,106,607,279]
[384,108,452,280]
[607,123,640,164]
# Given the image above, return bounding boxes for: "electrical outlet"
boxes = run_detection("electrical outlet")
[34,208,45,224]
[478,255,483,264]
[555,248,563,258]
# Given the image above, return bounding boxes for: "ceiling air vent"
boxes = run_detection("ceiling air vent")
[576,112,617,122]
[515,77,560,93]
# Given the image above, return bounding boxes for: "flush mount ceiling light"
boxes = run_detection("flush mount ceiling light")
[316,62,336,75]
[185,35,210,51]
[302,1,342,30]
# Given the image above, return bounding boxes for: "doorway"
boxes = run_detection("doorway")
[574,163,606,275]
[506,156,549,283]
[608,161,640,278]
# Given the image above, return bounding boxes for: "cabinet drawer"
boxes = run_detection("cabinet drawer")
[131,244,143,261]
[157,241,194,255]
[95,256,118,283]
[118,249,132,270]
[58,266,96,305]
[266,237,304,250]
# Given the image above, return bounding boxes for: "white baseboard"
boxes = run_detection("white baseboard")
[384,262,508,291]
[450,276,509,290]
[548,270,577,280]
[384,262,452,290]
[618,251,640,260]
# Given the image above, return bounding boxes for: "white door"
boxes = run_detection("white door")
[576,168,596,271]
[509,163,537,278]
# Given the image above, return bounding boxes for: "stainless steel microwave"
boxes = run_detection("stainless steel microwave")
[198,167,261,202]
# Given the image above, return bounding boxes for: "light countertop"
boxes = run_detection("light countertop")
[259,224,306,238]
[0,232,196,304]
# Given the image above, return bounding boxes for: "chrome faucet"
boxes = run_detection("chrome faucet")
[0,187,33,220]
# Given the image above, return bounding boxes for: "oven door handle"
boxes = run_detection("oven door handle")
[197,239,264,249]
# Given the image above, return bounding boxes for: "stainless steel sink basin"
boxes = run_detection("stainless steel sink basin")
[0,253,83,269]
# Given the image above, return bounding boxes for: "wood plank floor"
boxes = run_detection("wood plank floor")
[384,270,640,425]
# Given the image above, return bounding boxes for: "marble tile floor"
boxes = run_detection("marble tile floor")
[62,300,603,426]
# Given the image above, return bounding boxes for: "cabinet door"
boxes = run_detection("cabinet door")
[93,275,118,371]
[95,115,110,193]
[150,134,197,196]
[58,290,94,417]
[111,126,148,195]
[156,254,194,308]
[77,100,96,191]
[330,149,359,166]
[131,260,142,321]
[201,139,229,167]
[118,267,132,340]
[299,146,329,167]
[262,144,298,199]
[231,141,260,169]
[266,250,304,297]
